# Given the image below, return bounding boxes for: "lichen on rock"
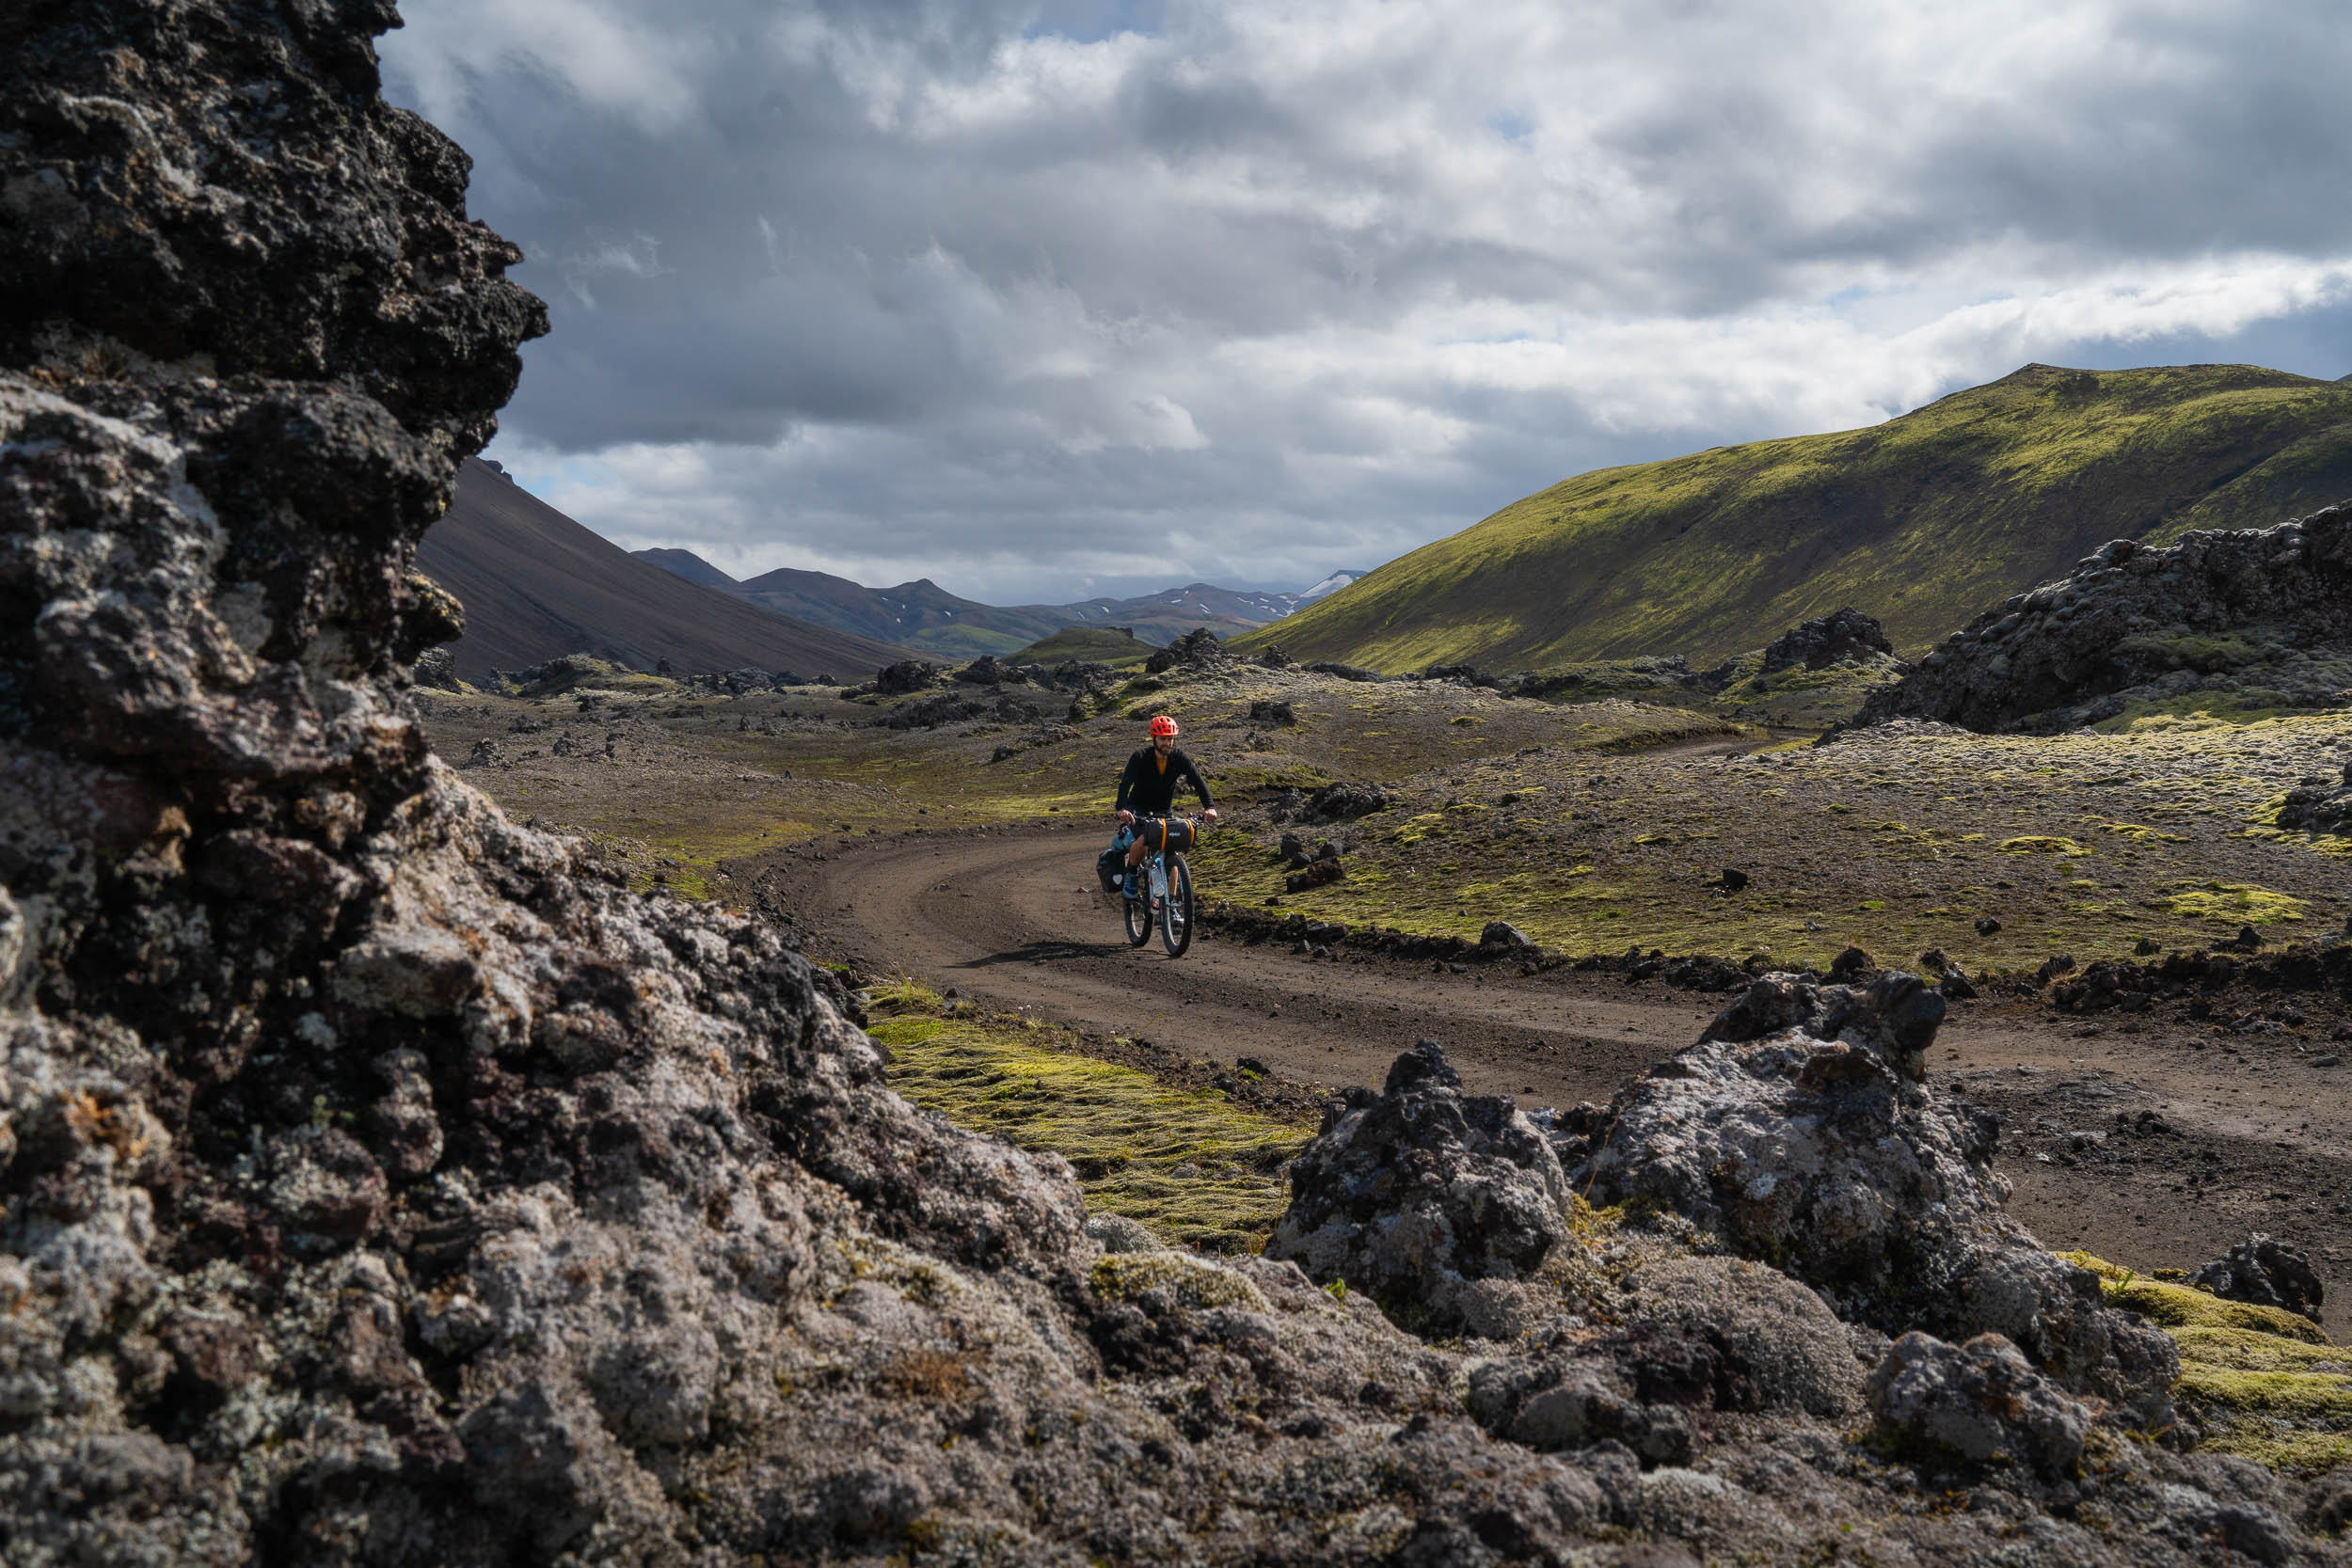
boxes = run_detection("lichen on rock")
[1578,971,2179,1425]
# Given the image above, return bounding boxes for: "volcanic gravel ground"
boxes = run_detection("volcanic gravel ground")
[746,822,2352,1338]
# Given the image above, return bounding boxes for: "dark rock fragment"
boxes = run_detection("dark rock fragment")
[1302,781,1391,820]
[876,658,942,694]
[2187,1233,2325,1323]
[1759,607,1895,674]
[1267,1041,1569,1337]
[1143,627,1231,674]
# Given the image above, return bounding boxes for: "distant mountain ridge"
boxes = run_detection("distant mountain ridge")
[1243,363,2352,672]
[418,461,909,680]
[629,552,1364,658]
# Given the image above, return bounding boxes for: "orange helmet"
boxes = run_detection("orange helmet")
[1148,714,1180,738]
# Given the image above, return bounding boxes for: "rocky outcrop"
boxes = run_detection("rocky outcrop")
[1578,974,2178,1424]
[1143,626,1232,674]
[1266,1042,1570,1336]
[2188,1234,2327,1323]
[1860,507,2352,732]
[2279,760,2352,835]
[1302,780,1392,820]
[874,658,942,694]
[1759,607,1896,674]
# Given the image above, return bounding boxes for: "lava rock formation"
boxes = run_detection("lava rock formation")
[1861,507,2352,732]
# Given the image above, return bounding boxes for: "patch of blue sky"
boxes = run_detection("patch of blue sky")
[478,443,613,501]
[1486,108,1534,144]
[1023,0,1164,44]
[2060,297,2352,384]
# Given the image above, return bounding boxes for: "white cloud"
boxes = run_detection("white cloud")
[382,0,2352,601]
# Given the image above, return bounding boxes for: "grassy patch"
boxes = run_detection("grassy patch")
[2161,881,2310,925]
[865,981,1312,1254]
[1998,835,2091,857]
[2067,1252,2350,1473]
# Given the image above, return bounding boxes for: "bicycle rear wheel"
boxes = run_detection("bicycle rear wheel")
[1122,874,1153,946]
[1159,854,1194,958]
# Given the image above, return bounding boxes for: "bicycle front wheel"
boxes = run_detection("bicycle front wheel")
[1159,854,1194,958]
[1123,879,1153,946]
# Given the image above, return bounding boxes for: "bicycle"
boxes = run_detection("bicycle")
[1113,815,1199,958]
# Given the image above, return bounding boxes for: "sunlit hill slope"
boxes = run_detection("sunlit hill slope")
[1244,363,2352,672]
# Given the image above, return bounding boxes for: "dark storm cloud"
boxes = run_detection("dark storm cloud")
[381,1,2352,601]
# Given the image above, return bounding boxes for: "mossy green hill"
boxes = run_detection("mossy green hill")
[1246,363,2352,672]
[1009,626,1157,666]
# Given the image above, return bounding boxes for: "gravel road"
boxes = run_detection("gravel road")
[745,823,2352,1336]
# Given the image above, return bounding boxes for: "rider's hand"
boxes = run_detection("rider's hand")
[1203,809,1219,823]
[1117,809,1135,825]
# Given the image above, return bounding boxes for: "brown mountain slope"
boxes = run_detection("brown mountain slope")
[418,459,909,679]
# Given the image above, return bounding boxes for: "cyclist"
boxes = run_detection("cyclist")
[1114,714,1217,900]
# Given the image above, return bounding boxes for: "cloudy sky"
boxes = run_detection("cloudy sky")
[382,0,2352,604]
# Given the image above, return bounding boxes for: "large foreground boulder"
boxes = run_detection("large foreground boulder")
[1579,973,2178,1423]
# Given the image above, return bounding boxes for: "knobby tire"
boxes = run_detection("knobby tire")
[1123,875,1153,946]
[1159,854,1194,958]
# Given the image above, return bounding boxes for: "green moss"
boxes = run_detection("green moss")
[866,982,1311,1253]
[2161,881,2309,925]
[2067,1252,2349,1472]
[1089,1252,1271,1311]
[2100,821,2189,843]
[1998,835,2091,857]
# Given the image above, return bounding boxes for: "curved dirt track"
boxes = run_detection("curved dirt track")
[747,824,2352,1332]
[760,824,1724,1105]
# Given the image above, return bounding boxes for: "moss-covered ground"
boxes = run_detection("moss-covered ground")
[417,660,2352,972]
[1195,708,2352,974]
[2068,1253,2351,1472]
[864,981,1313,1254]
[412,660,1751,904]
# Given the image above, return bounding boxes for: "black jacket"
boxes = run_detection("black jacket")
[1116,745,1212,816]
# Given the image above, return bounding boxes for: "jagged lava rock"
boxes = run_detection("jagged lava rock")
[2278,759,2352,835]
[0,6,1602,1562]
[1266,1040,1571,1336]
[1867,1332,2090,1479]
[1141,626,1232,674]
[2187,1233,2327,1323]
[1580,974,2178,1422]
[1758,607,1897,674]
[1860,507,2352,732]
